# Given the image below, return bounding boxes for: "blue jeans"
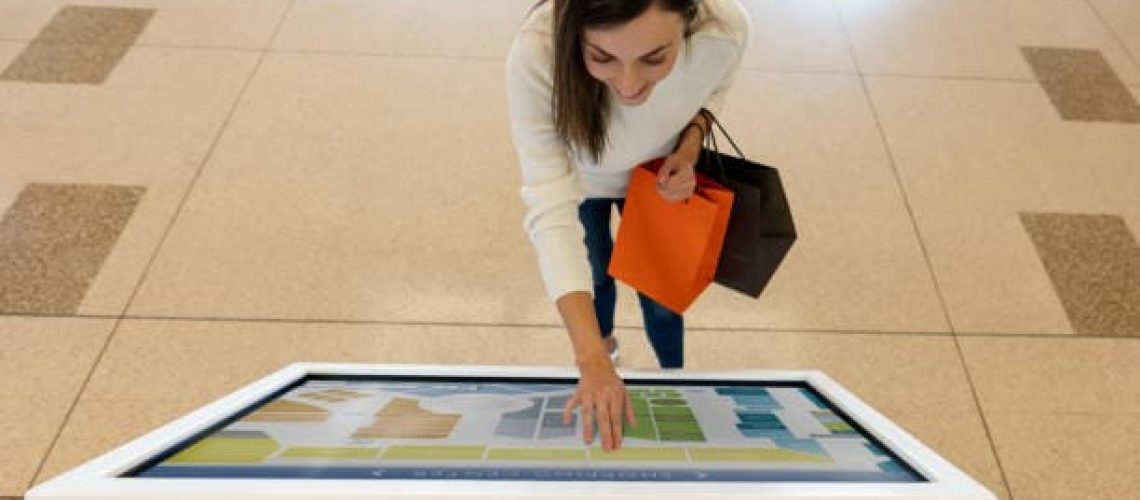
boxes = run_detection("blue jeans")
[578,198,684,368]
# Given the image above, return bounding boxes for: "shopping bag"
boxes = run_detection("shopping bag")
[695,109,797,298]
[608,158,735,314]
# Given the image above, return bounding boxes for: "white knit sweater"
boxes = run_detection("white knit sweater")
[506,0,750,301]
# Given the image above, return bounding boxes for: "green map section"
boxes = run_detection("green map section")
[168,432,279,464]
[623,388,706,442]
[281,447,380,459]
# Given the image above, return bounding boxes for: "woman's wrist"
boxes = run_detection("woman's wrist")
[676,121,705,159]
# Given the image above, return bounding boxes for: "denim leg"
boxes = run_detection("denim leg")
[578,198,617,339]
[636,293,685,368]
[614,200,685,368]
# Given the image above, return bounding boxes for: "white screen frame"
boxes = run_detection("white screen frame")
[28,363,995,499]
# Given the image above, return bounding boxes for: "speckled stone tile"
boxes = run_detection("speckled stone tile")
[865,75,1140,335]
[1021,213,1140,336]
[0,317,113,496]
[0,41,131,84]
[1,6,154,84]
[1021,47,1140,123]
[34,397,200,486]
[1,396,73,496]
[0,183,145,315]
[960,337,1140,414]
[0,1,289,49]
[32,6,153,46]
[838,0,1140,84]
[986,413,1140,500]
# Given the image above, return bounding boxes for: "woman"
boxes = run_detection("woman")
[506,0,749,451]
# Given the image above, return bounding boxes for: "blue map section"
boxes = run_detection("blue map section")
[774,438,827,455]
[797,388,829,410]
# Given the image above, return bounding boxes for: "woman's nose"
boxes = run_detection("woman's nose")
[615,69,643,98]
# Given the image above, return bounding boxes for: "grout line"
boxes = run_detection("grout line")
[264,47,505,62]
[829,3,1015,497]
[3,311,1137,340]
[950,332,1016,500]
[20,1,301,492]
[1083,0,1140,69]
[828,2,958,334]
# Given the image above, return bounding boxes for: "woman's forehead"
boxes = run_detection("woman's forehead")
[583,7,684,55]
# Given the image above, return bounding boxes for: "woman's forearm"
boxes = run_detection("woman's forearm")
[556,291,611,369]
[676,111,710,159]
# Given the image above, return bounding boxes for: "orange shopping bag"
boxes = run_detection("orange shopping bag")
[608,158,735,314]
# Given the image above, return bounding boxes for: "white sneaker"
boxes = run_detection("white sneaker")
[608,338,620,365]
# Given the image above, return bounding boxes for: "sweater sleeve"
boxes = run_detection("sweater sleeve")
[702,0,752,114]
[506,31,594,302]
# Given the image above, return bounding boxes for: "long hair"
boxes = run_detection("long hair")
[540,0,702,163]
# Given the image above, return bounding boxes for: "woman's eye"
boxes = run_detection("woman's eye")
[591,56,615,64]
[642,58,665,66]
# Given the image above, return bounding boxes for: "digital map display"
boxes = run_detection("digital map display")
[132,377,923,482]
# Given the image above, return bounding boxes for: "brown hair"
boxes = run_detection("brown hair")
[539,0,703,163]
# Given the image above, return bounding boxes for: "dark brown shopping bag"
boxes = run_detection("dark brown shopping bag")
[695,109,797,297]
[608,158,735,314]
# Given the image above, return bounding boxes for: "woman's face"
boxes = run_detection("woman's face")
[582,4,685,107]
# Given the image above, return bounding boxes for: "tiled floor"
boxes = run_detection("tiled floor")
[1,0,1137,498]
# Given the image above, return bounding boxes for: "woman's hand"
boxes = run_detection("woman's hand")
[563,356,636,451]
[656,151,698,202]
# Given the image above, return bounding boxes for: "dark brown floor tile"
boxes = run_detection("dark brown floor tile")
[0,183,145,314]
[34,6,154,46]
[1022,47,1140,123]
[1,6,154,84]
[1,42,131,84]
[1021,212,1140,336]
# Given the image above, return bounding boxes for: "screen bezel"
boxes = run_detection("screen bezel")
[27,363,996,500]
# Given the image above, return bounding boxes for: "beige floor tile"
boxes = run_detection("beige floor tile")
[129,60,948,333]
[79,319,577,405]
[865,76,1140,334]
[739,0,855,73]
[0,317,114,399]
[837,0,1140,84]
[1091,0,1140,64]
[0,47,259,316]
[34,397,200,484]
[126,54,553,324]
[0,396,75,496]
[0,317,113,494]
[986,412,1139,500]
[0,0,290,49]
[272,0,535,57]
[960,337,1140,413]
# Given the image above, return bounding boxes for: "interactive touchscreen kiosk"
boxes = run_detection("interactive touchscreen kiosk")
[29,363,995,499]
